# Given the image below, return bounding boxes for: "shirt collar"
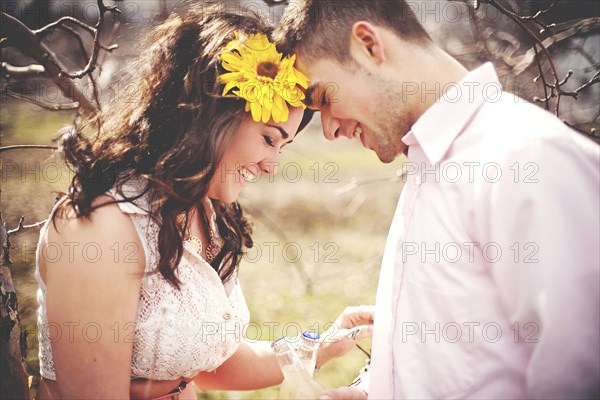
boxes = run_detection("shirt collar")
[402,62,501,164]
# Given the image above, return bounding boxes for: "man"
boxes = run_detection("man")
[276,1,600,399]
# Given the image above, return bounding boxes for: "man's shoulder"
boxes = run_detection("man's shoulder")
[478,92,563,136]
[470,93,597,156]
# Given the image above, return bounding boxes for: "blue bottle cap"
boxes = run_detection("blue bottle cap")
[272,336,292,351]
[272,336,289,345]
[302,331,320,341]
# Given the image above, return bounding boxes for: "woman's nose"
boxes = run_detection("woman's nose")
[259,155,279,175]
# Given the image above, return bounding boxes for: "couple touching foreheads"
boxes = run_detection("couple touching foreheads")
[35,1,599,399]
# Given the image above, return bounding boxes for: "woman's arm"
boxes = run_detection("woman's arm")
[43,196,145,398]
[194,341,282,391]
[194,306,374,391]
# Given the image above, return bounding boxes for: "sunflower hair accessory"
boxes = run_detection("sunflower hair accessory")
[219,32,309,123]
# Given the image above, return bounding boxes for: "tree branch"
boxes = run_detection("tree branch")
[4,89,80,111]
[49,0,121,79]
[512,18,600,75]
[561,70,600,100]
[6,217,47,236]
[1,62,45,79]
[55,24,103,111]
[34,17,118,54]
[480,0,562,114]
[335,168,408,196]
[0,145,58,153]
[477,1,599,122]
[1,12,96,114]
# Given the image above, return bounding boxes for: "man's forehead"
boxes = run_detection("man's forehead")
[296,53,337,77]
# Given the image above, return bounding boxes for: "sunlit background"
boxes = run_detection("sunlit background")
[1,0,598,398]
[1,100,401,398]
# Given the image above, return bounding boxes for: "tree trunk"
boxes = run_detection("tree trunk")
[0,222,31,400]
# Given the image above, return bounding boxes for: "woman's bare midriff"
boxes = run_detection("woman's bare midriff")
[37,376,196,399]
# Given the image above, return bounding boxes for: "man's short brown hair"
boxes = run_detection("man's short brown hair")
[275,0,432,65]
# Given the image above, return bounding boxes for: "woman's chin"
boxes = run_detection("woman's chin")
[214,192,240,204]
[207,187,241,204]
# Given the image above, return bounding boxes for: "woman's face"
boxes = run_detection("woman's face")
[207,107,305,203]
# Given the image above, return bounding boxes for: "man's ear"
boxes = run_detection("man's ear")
[351,21,385,64]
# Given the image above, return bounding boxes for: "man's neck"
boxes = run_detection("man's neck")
[410,47,470,119]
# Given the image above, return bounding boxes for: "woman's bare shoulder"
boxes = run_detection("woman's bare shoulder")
[42,194,145,279]
[41,195,147,398]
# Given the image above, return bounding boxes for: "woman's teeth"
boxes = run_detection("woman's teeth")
[239,166,256,182]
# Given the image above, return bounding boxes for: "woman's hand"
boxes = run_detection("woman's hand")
[316,305,374,368]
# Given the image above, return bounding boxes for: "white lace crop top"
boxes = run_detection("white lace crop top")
[35,178,250,381]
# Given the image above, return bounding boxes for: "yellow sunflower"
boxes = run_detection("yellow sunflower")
[220,32,309,123]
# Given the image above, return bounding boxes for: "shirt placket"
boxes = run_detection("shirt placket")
[390,156,424,396]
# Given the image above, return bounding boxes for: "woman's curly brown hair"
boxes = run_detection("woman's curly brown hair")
[53,4,313,289]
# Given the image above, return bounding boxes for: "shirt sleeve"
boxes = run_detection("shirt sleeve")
[480,134,600,399]
[349,368,370,396]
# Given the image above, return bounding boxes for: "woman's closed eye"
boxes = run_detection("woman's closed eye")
[263,135,275,147]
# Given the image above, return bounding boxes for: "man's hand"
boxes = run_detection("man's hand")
[320,386,368,399]
[317,305,374,366]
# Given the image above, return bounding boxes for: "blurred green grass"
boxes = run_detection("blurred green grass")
[1,102,405,399]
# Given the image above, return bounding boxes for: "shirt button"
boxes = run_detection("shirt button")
[223,312,231,321]
[414,176,421,186]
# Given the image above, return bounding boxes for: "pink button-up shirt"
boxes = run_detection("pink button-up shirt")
[363,63,599,399]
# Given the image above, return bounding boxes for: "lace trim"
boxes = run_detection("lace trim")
[36,178,250,381]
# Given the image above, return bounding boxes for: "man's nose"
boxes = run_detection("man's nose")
[321,113,341,141]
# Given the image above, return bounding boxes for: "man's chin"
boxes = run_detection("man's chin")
[375,148,401,164]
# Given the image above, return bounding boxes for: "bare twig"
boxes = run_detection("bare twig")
[480,0,562,114]
[68,0,121,79]
[61,25,91,65]
[477,1,599,123]
[517,0,558,32]
[32,0,121,79]
[532,44,551,110]
[562,119,599,141]
[512,18,600,75]
[4,90,79,111]
[97,18,121,75]
[35,19,118,53]
[0,145,58,153]
[560,70,600,100]
[0,3,122,397]
[6,217,47,236]
[1,214,46,270]
[335,168,408,196]
[1,62,45,79]
[36,17,97,37]
[53,25,103,111]
[1,12,96,114]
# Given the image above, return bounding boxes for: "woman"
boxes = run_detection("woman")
[34,4,372,399]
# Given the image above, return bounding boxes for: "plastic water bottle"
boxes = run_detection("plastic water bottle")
[297,331,320,377]
[272,336,325,400]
